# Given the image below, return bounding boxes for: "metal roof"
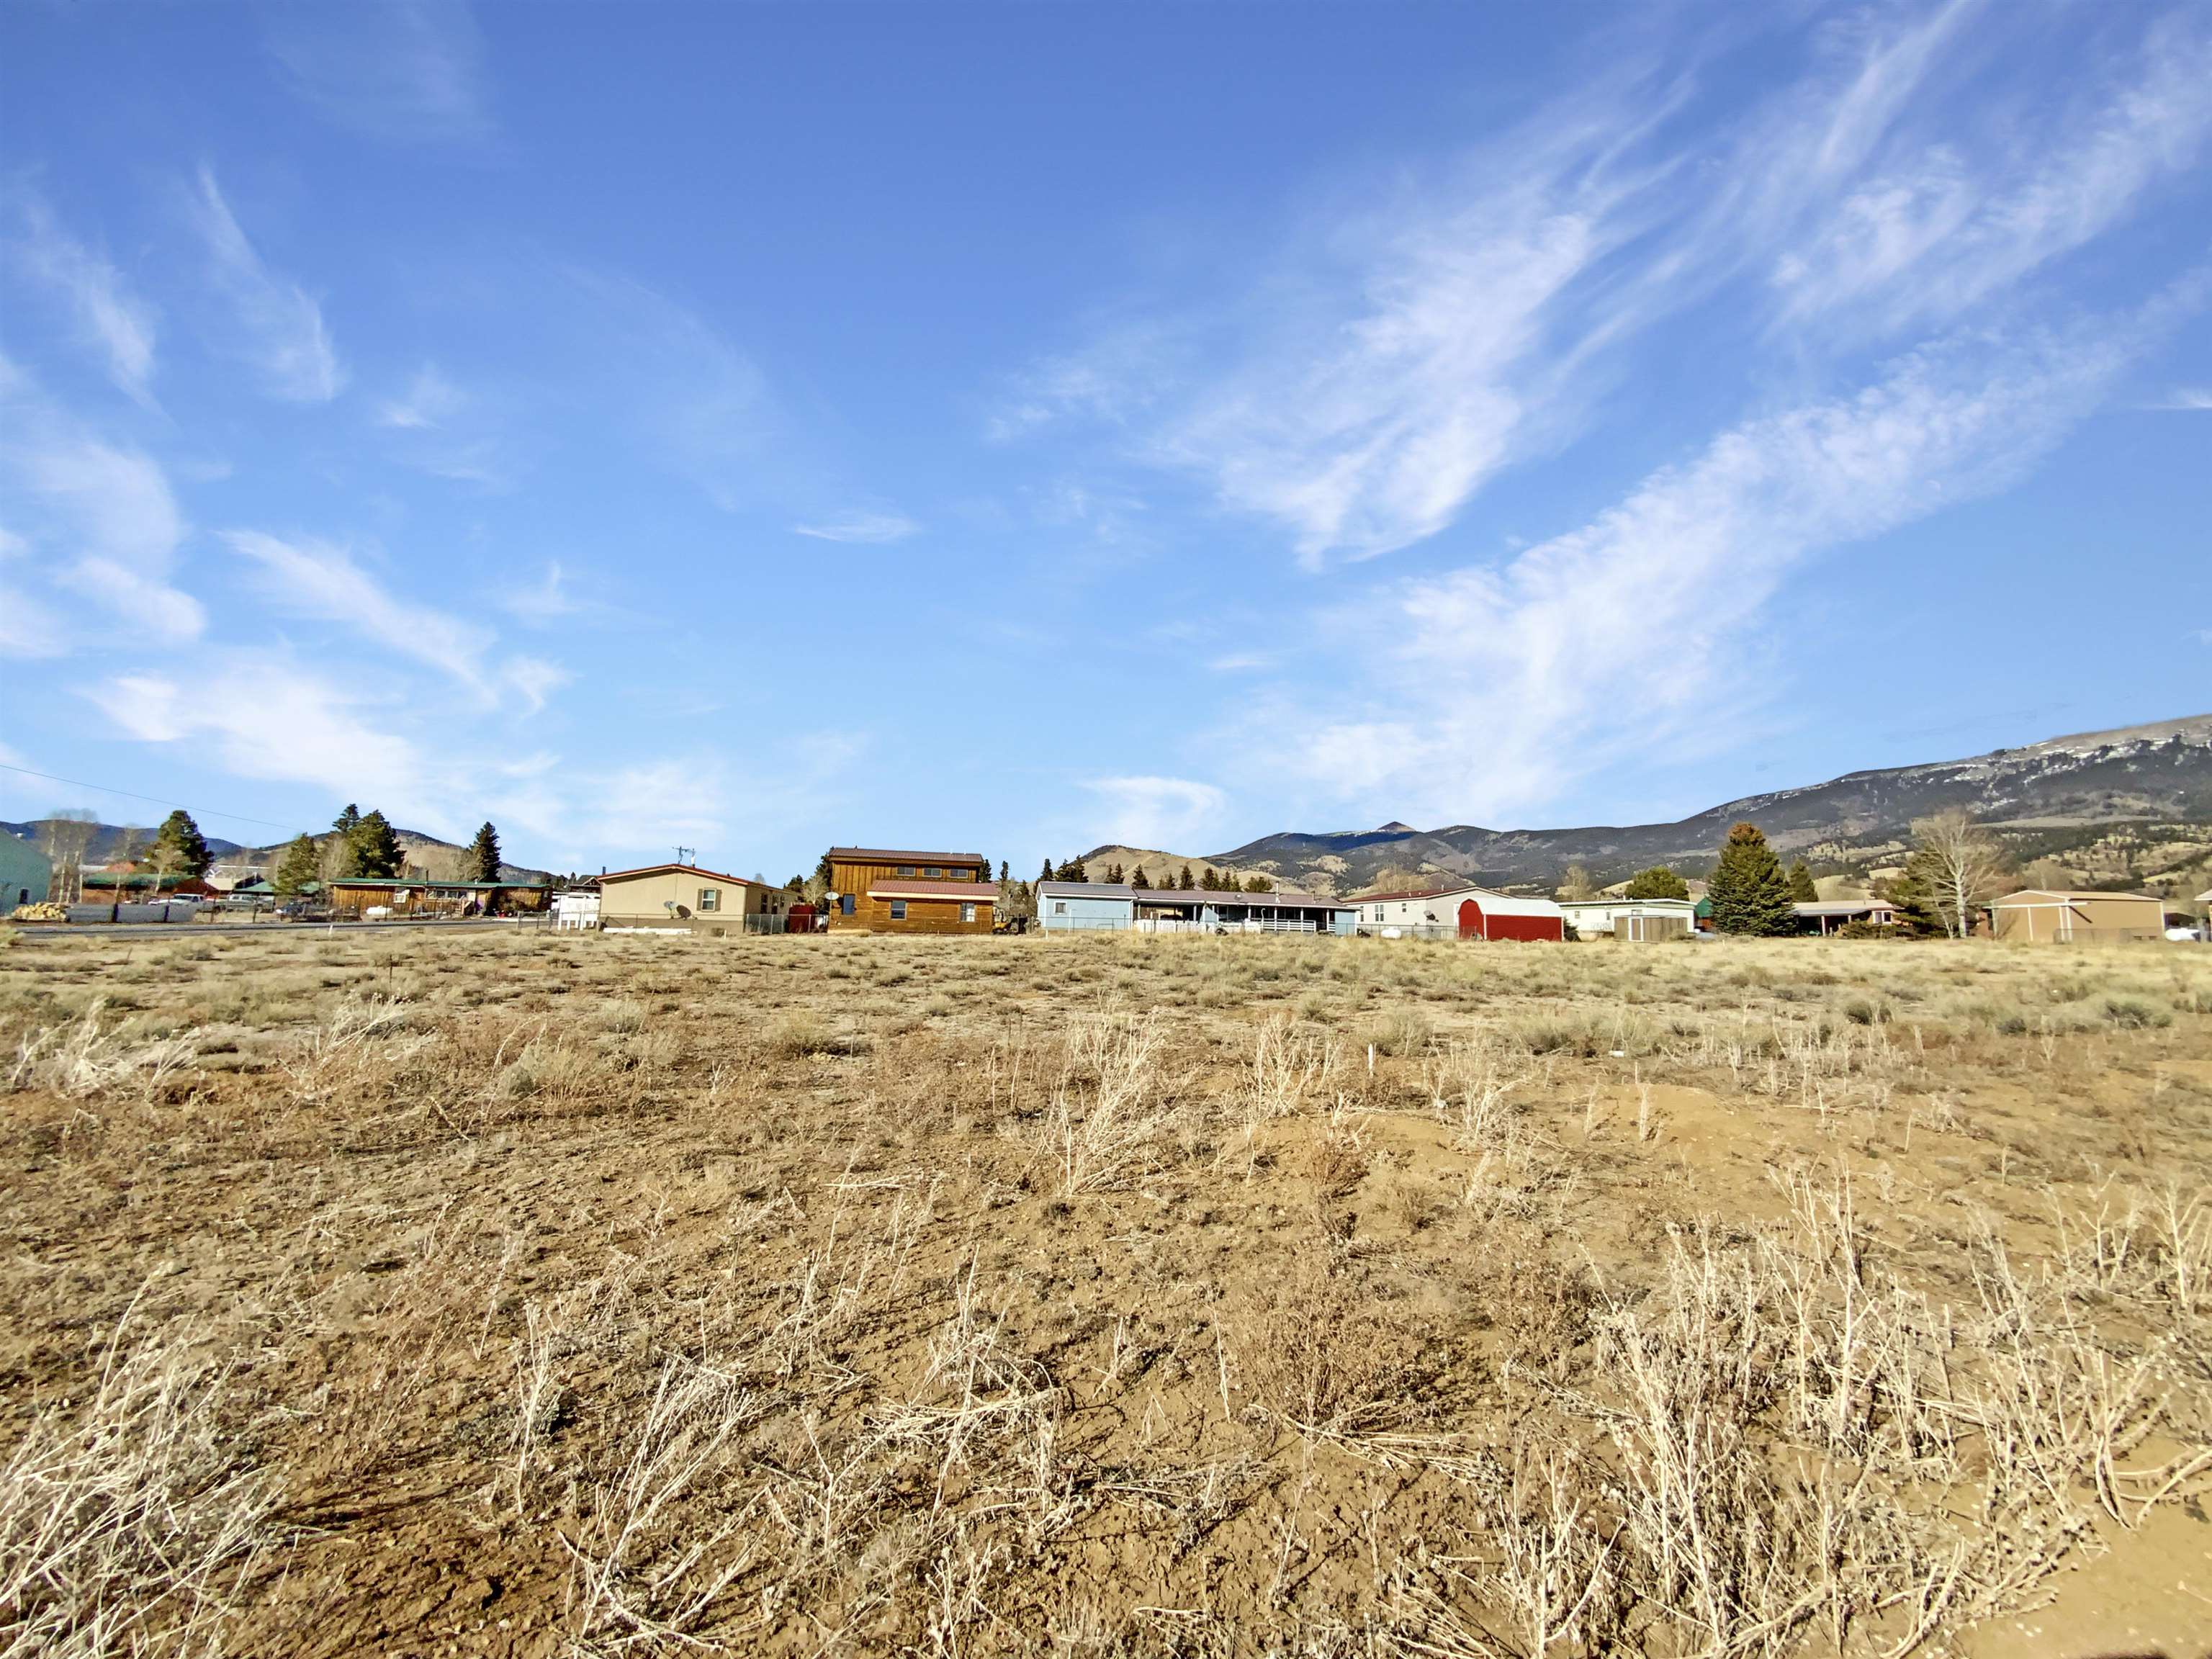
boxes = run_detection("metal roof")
[868,880,998,899]
[332,876,552,890]
[598,863,766,889]
[1038,881,1136,899]
[1791,900,1895,917]
[827,846,986,867]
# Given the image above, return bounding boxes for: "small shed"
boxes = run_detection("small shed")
[0,832,52,910]
[1987,890,2164,944]
[1559,897,1697,941]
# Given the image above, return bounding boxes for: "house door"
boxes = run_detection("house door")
[1458,899,1483,941]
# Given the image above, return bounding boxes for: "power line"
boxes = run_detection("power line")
[0,763,302,836]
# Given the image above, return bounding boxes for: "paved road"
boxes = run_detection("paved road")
[8,917,553,943]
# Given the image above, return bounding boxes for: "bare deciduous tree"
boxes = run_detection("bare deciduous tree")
[1911,809,2008,938]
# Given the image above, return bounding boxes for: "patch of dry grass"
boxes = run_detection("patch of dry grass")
[0,927,2208,1655]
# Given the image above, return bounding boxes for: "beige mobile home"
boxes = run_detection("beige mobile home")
[598,863,794,935]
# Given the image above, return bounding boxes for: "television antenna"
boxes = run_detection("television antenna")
[673,845,696,866]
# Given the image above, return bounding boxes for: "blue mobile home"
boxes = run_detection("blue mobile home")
[1037,881,1355,935]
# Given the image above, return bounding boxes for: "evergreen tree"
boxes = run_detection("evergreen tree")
[1885,852,1948,938]
[468,821,503,884]
[1201,866,1221,889]
[1039,857,1054,889]
[1179,864,1195,890]
[1787,860,1820,904]
[1130,865,1151,891]
[150,809,212,878]
[1622,866,1690,902]
[786,874,806,892]
[333,804,361,837]
[999,860,1009,884]
[1244,874,1274,893]
[351,810,405,879]
[1105,862,1125,885]
[274,834,318,895]
[1707,822,1796,936]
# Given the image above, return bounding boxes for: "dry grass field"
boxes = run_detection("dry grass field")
[3,927,2211,1659]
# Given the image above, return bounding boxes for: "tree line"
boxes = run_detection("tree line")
[1547,807,2012,938]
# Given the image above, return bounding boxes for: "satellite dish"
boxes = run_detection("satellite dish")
[824,890,840,903]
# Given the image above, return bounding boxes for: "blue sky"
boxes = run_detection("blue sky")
[3,1,2208,877]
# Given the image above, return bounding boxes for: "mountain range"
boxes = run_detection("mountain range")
[0,820,552,884]
[1087,715,2212,898]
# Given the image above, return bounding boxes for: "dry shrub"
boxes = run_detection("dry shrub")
[0,1306,279,1658]
[1304,1130,1368,1242]
[5,999,199,1102]
[1244,1266,1429,1442]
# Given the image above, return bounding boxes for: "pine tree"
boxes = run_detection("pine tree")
[999,860,1009,884]
[1623,866,1689,902]
[1885,852,1948,938]
[1244,874,1273,893]
[351,810,404,879]
[1179,865,1195,891]
[468,821,503,884]
[275,834,318,895]
[333,804,361,837]
[1201,866,1220,890]
[1787,860,1819,904]
[1707,822,1796,936]
[1104,862,1125,885]
[1039,857,1053,889]
[1130,865,1151,891]
[150,809,212,878]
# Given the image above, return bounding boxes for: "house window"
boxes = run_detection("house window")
[698,888,719,912]
[1053,901,1066,915]
[840,894,855,915]
[925,866,942,878]
[961,903,976,923]
[1372,905,1384,921]
[896,866,915,877]
[890,899,908,920]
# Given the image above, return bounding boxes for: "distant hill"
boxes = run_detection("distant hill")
[1062,844,1280,889]
[1192,714,2212,898]
[1,818,552,884]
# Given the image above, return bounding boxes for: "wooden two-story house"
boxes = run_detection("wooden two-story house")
[824,845,995,935]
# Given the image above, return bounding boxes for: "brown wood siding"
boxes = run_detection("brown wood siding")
[827,856,989,932]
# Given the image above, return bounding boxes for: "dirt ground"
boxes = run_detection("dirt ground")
[2,927,2209,1658]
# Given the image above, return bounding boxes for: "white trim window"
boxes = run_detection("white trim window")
[698,887,720,912]
[961,903,976,923]
[890,899,908,920]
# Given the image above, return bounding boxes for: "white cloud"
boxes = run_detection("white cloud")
[376,362,462,428]
[7,197,158,405]
[1005,6,2205,567]
[792,511,920,544]
[91,655,433,826]
[502,561,585,621]
[571,271,781,512]
[2149,387,2212,410]
[1081,775,1228,853]
[0,367,202,645]
[264,0,494,145]
[186,168,343,403]
[1769,17,2212,334]
[1256,312,2167,825]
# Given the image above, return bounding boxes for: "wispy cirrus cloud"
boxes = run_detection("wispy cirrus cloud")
[264,0,495,146]
[186,167,343,403]
[6,196,158,405]
[792,511,920,544]
[225,529,562,709]
[1004,4,2208,570]
[1082,775,1228,853]
[1251,304,2180,824]
[0,359,200,644]
[373,362,513,486]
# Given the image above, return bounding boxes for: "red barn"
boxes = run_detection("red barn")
[1455,890,1565,942]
